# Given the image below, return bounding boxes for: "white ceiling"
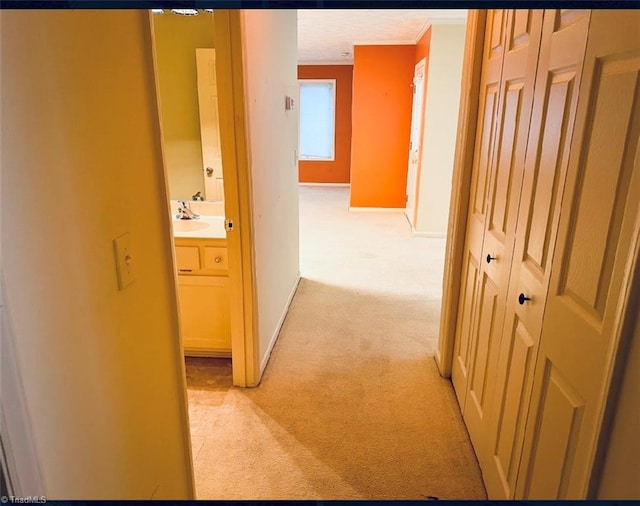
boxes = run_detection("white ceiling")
[298,9,467,64]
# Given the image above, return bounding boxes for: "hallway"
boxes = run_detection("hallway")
[186,186,486,499]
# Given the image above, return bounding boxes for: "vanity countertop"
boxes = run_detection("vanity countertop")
[171,215,227,239]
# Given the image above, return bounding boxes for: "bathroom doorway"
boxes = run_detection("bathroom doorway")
[148,9,258,387]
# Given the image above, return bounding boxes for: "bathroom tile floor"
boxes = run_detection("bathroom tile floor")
[184,357,233,461]
[184,357,233,391]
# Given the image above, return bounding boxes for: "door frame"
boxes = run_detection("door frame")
[214,10,259,387]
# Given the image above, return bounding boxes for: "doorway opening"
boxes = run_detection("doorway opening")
[405,57,427,230]
[296,13,468,359]
[149,7,258,386]
[149,8,233,368]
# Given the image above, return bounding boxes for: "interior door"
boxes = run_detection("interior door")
[196,48,224,201]
[482,10,591,499]
[405,58,426,229]
[462,10,544,460]
[515,9,640,499]
[451,9,508,409]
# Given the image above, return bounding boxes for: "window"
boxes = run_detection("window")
[298,79,336,161]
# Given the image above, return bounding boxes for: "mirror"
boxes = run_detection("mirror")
[151,10,224,202]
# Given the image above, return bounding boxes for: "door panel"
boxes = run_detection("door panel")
[462,9,544,461]
[555,9,590,31]
[523,71,575,275]
[471,84,500,220]
[516,10,640,499]
[491,316,535,488]
[559,66,638,320]
[453,250,481,383]
[487,80,525,243]
[483,10,591,499]
[510,10,533,49]
[522,360,585,499]
[489,10,507,60]
[452,10,508,408]
[467,272,500,417]
[452,84,499,401]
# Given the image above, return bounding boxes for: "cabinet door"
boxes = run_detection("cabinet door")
[462,9,544,464]
[483,10,591,499]
[178,275,231,354]
[515,10,640,499]
[452,9,508,409]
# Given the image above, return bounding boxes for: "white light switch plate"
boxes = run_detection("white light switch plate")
[113,233,135,290]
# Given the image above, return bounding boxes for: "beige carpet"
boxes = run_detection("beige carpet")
[186,186,487,500]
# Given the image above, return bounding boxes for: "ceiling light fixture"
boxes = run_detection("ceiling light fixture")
[171,9,199,16]
[151,9,164,14]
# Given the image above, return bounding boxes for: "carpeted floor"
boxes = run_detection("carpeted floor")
[186,186,487,499]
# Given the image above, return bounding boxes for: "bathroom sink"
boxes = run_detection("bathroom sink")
[171,215,225,238]
[172,220,210,232]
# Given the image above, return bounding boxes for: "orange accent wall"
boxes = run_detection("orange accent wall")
[350,45,416,208]
[412,28,433,225]
[297,65,353,183]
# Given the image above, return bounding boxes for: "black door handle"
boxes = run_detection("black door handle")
[518,293,531,305]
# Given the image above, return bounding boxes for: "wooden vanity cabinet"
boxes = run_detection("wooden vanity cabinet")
[174,237,231,356]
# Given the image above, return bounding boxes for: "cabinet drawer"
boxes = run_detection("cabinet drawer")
[203,246,228,271]
[175,245,200,272]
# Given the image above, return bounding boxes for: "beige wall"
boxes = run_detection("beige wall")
[415,23,466,235]
[597,313,640,499]
[1,11,193,498]
[152,12,215,201]
[240,10,300,376]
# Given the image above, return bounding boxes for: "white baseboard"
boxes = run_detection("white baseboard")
[434,350,448,377]
[298,182,350,187]
[349,207,405,213]
[259,272,302,376]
